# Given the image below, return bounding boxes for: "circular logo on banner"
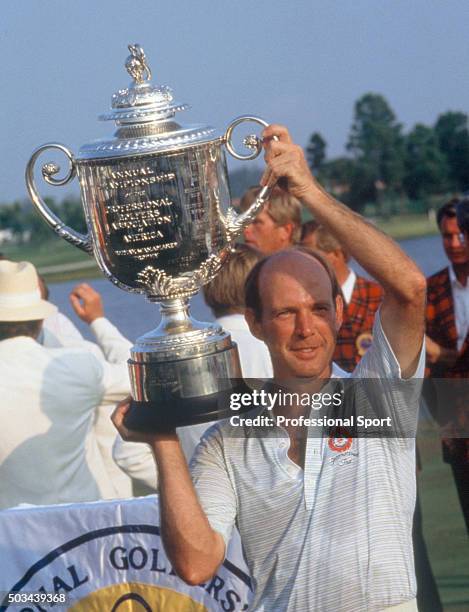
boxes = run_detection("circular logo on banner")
[356,332,373,356]
[69,582,206,612]
[2,523,251,612]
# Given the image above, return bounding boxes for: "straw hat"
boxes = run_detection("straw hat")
[0,260,57,321]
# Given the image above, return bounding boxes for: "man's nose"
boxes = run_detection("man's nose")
[295,310,314,338]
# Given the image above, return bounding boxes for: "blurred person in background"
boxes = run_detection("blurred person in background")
[4,259,133,497]
[0,261,130,508]
[37,274,85,346]
[426,198,469,370]
[39,275,133,499]
[239,185,301,254]
[302,223,383,372]
[425,197,469,535]
[203,243,273,379]
[67,283,134,498]
[300,218,320,249]
[456,192,469,241]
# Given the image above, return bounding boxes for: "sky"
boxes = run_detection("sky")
[2,0,469,202]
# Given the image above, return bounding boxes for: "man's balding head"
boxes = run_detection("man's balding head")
[245,247,340,321]
[244,248,343,380]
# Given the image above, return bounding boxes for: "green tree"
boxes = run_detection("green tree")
[320,157,354,195]
[61,196,87,234]
[403,124,449,199]
[347,93,404,193]
[0,202,24,241]
[306,132,327,174]
[24,197,60,244]
[434,111,469,190]
[348,163,378,212]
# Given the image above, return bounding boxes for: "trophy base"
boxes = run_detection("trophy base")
[126,298,247,431]
[123,381,250,432]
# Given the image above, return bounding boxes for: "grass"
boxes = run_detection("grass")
[0,237,101,283]
[376,214,439,240]
[417,422,469,610]
[2,237,92,268]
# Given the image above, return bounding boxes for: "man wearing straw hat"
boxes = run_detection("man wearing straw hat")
[0,260,130,509]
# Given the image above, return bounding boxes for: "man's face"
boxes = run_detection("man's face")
[246,253,343,379]
[440,216,469,265]
[243,208,292,254]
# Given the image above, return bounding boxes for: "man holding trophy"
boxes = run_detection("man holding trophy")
[112,124,426,611]
[26,45,425,611]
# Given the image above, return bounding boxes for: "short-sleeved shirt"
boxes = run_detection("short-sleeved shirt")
[190,312,425,612]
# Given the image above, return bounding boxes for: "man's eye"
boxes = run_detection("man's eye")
[276,310,291,318]
[315,306,329,314]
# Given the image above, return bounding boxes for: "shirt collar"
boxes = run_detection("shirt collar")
[341,269,357,304]
[0,336,39,349]
[449,265,466,289]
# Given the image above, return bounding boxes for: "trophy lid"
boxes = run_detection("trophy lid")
[77,44,220,160]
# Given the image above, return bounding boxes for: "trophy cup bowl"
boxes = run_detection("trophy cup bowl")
[26,44,274,430]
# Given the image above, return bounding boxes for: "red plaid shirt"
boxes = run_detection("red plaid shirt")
[426,266,469,463]
[334,275,383,372]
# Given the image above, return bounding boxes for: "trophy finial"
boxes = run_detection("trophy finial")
[126,44,152,84]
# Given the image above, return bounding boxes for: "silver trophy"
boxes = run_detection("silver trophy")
[26,44,273,430]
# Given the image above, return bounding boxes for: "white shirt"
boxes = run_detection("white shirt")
[449,265,469,350]
[40,316,133,499]
[39,311,85,347]
[217,313,273,379]
[190,312,425,612]
[341,268,357,304]
[0,329,130,509]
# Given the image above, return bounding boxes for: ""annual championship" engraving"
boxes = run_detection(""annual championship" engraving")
[106,168,175,190]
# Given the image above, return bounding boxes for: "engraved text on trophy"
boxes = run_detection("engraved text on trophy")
[81,145,231,292]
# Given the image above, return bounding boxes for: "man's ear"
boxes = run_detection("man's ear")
[280,223,294,243]
[244,308,264,341]
[334,294,344,332]
[328,249,342,266]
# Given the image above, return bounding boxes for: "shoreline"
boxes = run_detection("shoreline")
[1,215,439,284]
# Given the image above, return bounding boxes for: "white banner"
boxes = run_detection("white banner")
[0,496,252,611]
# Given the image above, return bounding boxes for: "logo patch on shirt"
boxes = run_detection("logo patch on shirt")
[328,434,352,453]
[356,331,373,356]
[328,432,358,465]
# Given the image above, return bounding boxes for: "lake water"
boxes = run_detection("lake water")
[48,234,447,343]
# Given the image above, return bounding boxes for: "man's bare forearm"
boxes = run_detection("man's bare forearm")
[261,124,425,303]
[301,184,423,301]
[111,399,225,585]
[151,437,224,585]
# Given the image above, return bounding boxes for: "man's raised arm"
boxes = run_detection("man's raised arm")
[111,399,225,585]
[262,124,426,377]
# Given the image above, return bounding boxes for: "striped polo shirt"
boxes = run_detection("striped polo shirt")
[190,313,424,611]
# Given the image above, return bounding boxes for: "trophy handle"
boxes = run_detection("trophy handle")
[222,115,277,240]
[25,143,92,254]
